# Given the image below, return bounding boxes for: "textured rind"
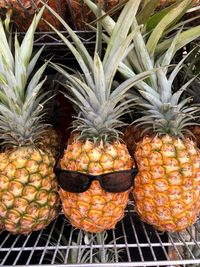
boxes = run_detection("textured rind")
[59,138,133,233]
[190,126,200,148]
[0,147,60,235]
[133,135,200,232]
[0,0,67,31]
[39,127,62,160]
[123,125,153,157]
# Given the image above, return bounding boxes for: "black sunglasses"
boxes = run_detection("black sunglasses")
[54,167,137,193]
[54,149,138,193]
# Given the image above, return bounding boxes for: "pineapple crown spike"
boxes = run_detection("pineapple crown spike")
[0,6,53,149]
[42,0,158,143]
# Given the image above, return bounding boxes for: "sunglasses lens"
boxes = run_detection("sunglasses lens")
[57,171,90,193]
[101,171,134,193]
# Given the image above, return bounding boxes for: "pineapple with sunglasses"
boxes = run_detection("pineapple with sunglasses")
[44,0,155,233]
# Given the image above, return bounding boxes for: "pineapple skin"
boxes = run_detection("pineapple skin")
[0,147,60,235]
[123,125,153,157]
[0,0,66,31]
[190,126,200,148]
[59,138,133,233]
[39,127,62,160]
[133,135,200,232]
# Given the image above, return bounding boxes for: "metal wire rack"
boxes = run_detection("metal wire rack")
[16,30,98,61]
[28,31,97,47]
[1,202,200,267]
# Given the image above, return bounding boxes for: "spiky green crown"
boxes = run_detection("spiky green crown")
[44,0,155,143]
[127,24,200,138]
[128,14,200,138]
[84,0,200,138]
[0,8,50,149]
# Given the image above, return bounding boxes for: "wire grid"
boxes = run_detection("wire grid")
[1,204,200,267]
[15,31,98,61]
[16,30,97,46]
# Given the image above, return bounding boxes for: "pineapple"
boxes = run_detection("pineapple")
[123,125,152,157]
[44,0,155,233]
[84,0,200,156]
[39,127,62,159]
[0,9,59,234]
[134,135,200,232]
[0,0,67,31]
[85,0,200,232]
[130,29,200,232]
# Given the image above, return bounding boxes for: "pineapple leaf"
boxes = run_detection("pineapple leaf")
[27,46,44,79]
[0,69,19,104]
[20,7,45,68]
[93,53,106,103]
[131,19,157,89]
[42,2,94,76]
[104,29,138,97]
[0,102,15,119]
[156,25,200,56]
[172,76,199,105]
[50,62,100,109]
[94,2,102,57]
[157,69,172,103]
[84,0,115,36]
[146,0,188,32]
[0,18,14,70]
[138,90,162,109]
[118,62,136,79]
[66,85,96,111]
[159,29,182,72]
[146,0,192,56]
[68,77,101,110]
[26,61,48,99]
[0,91,7,105]
[14,34,27,101]
[176,98,194,112]
[103,0,141,93]
[137,0,160,25]
[168,47,197,85]
[23,78,47,115]
[44,21,95,90]
[111,69,159,99]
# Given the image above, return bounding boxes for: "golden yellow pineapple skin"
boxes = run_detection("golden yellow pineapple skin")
[133,135,200,232]
[0,147,60,234]
[59,138,133,233]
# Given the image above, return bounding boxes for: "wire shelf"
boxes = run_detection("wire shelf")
[16,30,98,62]
[1,202,200,267]
[16,30,97,47]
